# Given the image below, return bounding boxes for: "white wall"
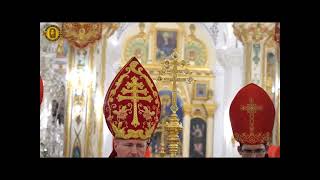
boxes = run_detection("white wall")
[215,48,244,157]
[213,62,225,157]
[102,33,122,157]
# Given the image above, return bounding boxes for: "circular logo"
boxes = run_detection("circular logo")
[43,25,61,41]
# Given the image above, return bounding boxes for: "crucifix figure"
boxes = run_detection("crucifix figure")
[240,98,263,133]
[117,76,152,127]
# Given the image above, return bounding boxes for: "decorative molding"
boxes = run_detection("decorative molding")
[216,48,243,69]
[116,23,131,40]
[208,23,219,46]
[118,23,221,50]
[213,65,224,76]
[233,23,275,44]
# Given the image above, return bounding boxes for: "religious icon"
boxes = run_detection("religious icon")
[267,52,276,64]
[197,84,206,97]
[193,143,204,156]
[193,81,209,100]
[185,45,204,66]
[160,94,171,119]
[50,28,56,39]
[253,43,261,65]
[266,52,276,101]
[150,131,161,155]
[156,30,177,61]
[56,39,69,58]
[43,25,61,42]
[159,90,184,122]
[192,124,205,138]
[189,118,206,157]
[125,36,149,64]
[188,50,196,61]
[79,28,86,40]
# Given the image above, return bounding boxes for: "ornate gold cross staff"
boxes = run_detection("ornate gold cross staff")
[157,50,194,157]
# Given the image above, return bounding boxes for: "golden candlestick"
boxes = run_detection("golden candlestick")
[166,113,182,157]
[157,50,193,157]
[159,120,166,157]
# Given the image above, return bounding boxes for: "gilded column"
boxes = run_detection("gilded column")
[206,104,216,157]
[233,23,275,88]
[98,23,119,157]
[63,46,75,157]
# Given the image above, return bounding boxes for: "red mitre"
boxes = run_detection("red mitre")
[103,57,161,157]
[229,83,275,145]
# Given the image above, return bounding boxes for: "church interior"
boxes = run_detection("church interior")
[40,22,280,157]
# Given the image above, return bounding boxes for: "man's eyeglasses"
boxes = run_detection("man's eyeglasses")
[120,143,146,149]
[240,149,266,154]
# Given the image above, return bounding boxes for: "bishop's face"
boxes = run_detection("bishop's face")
[114,139,148,157]
[238,144,267,158]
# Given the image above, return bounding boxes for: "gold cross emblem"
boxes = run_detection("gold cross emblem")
[117,76,152,127]
[240,98,263,133]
